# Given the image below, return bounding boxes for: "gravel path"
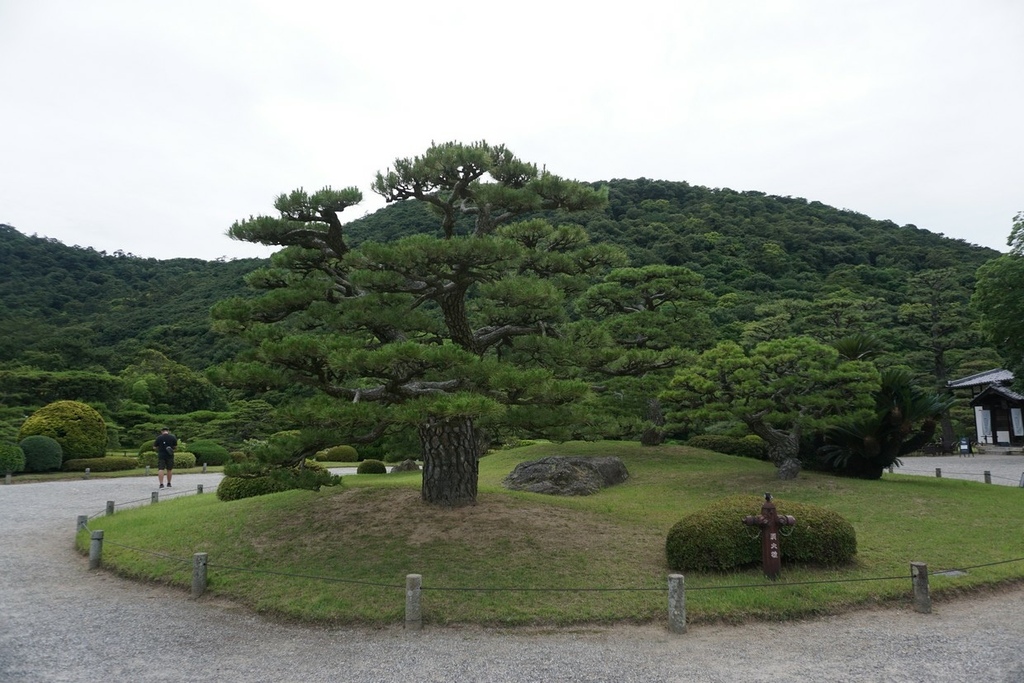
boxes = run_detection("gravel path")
[1,463,1023,682]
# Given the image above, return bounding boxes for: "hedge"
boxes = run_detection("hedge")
[63,457,139,473]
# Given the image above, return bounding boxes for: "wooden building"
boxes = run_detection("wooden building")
[947,369,1024,446]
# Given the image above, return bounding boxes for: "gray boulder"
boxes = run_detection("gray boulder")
[502,456,629,496]
[390,459,421,473]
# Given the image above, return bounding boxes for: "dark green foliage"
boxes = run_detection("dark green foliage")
[320,444,358,462]
[356,459,387,474]
[185,439,230,466]
[685,435,767,460]
[62,457,138,472]
[666,495,857,572]
[17,400,107,461]
[216,466,341,501]
[216,475,288,501]
[19,435,63,472]
[821,368,955,479]
[0,442,25,474]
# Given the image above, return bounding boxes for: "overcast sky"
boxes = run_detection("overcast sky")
[2,1,1021,261]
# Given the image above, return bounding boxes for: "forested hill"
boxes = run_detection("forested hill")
[1,178,1003,380]
[0,224,261,373]
[348,178,999,281]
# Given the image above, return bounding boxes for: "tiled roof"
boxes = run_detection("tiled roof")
[947,368,1014,389]
[970,383,1024,404]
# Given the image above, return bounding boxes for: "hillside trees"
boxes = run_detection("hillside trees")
[217,141,631,506]
[974,226,1024,385]
[660,337,879,479]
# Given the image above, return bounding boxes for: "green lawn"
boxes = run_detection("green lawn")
[76,441,1024,627]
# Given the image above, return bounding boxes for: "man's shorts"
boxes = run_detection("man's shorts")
[158,453,174,470]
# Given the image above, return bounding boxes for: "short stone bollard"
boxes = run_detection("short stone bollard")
[106,501,115,516]
[77,515,88,532]
[984,471,992,484]
[202,463,207,473]
[146,465,150,476]
[5,472,11,485]
[911,562,931,613]
[935,468,942,478]
[192,553,208,598]
[197,484,204,494]
[89,530,104,569]
[668,574,686,633]
[405,574,422,631]
[84,467,90,480]
[151,491,159,504]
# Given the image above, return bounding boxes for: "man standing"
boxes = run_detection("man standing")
[154,427,178,489]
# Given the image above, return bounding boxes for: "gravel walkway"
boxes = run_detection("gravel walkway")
[1,464,1023,682]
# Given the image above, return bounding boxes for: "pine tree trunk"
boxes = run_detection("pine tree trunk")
[743,413,802,480]
[418,416,480,507]
[640,398,666,446]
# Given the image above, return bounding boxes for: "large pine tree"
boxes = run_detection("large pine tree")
[217,141,624,506]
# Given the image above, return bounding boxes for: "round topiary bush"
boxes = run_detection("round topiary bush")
[186,440,231,466]
[216,475,289,501]
[0,443,25,475]
[321,445,359,462]
[356,459,387,474]
[17,400,107,461]
[666,495,857,572]
[19,435,64,472]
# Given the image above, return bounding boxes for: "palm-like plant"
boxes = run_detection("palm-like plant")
[821,368,955,479]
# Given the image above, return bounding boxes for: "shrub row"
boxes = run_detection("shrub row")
[685,434,767,460]
[138,451,197,469]
[666,495,857,572]
[63,457,139,473]
[216,475,290,501]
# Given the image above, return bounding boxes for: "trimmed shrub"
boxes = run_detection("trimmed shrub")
[19,435,63,472]
[216,475,288,501]
[356,459,387,474]
[686,434,767,460]
[63,457,138,473]
[18,400,108,461]
[320,445,359,462]
[666,495,857,572]
[139,451,197,469]
[186,440,231,466]
[0,443,25,474]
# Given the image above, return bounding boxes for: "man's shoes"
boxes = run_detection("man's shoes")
[159,484,164,489]
[166,483,171,488]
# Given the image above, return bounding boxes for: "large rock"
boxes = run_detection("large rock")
[502,456,629,496]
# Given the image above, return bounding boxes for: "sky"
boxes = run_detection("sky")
[1,0,1021,261]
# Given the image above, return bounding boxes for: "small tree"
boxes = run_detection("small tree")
[821,368,956,479]
[661,337,879,479]
[0,443,25,477]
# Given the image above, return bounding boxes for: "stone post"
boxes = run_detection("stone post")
[405,574,422,631]
[192,553,208,598]
[151,491,159,504]
[935,468,942,478]
[77,515,88,532]
[89,530,104,569]
[197,484,204,494]
[984,471,991,484]
[668,574,687,634]
[106,501,115,516]
[911,562,931,614]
